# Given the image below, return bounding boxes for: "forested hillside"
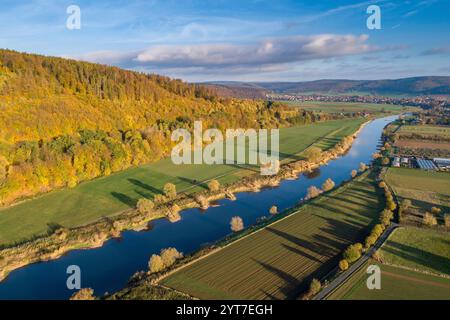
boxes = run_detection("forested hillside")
[0,50,334,205]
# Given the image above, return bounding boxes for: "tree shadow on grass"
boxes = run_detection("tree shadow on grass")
[253,259,298,299]
[176,176,209,190]
[314,215,372,246]
[266,227,335,259]
[134,189,153,200]
[254,254,342,299]
[128,178,162,195]
[383,241,450,275]
[281,243,323,263]
[225,163,260,173]
[111,192,136,207]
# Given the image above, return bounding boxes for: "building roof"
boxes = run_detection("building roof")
[417,158,437,170]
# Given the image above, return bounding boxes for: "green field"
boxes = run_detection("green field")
[385,168,450,224]
[161,172,383,299]
[0,118,364,246]
[327,260,450,300]
[398,125,450,137]
[283,101,409,114]
[380,227,450,275]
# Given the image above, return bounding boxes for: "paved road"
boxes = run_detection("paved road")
[314,223,399,300]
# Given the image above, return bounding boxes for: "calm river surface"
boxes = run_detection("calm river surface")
[0,115,397,300]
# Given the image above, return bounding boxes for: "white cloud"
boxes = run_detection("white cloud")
[78,34,375,72]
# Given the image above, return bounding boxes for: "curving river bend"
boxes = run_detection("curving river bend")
[0,115,397,300]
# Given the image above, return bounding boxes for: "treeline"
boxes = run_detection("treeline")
[0,50,352,205]
[0,107,337,205]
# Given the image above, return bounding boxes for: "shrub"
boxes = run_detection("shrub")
[444,214,450,227]
[423,212,437,226]
[371,224,384,237]
[137,198,154,214]
[305,186,322,200]
[269,205,278,215]
[381,157,390,166]
[154,194,167,203]
[308,278,322,296]
[195,194,209,208]
[230,216,244,232]
[386,199,396,211]
[400,199,412,211]
[149,254,164,273]
[431,207,441,215]
[385,191,393,200]
[359,162,367,172]
[163,183,177,199]
[339,259,349,271]
[372,250,382,262]
[365,234,378,248]
[160,247,183,267]
[378,181,386,189]
[304,147,322,162]
[207,179,220,192]
[322,178,335,192]
[380,209,393,226]
[166,204,181,222]
[343,243,363,263]
[70,288,95,300]
[372,152,382,159]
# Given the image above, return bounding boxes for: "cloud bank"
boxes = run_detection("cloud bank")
[77,34,375,75]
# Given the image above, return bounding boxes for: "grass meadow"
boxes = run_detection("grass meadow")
[0,118,364,246]
[385,168,450,226]
[380,227,450,276]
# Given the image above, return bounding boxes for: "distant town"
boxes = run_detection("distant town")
[267,93,450,110]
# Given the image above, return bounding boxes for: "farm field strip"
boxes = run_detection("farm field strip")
[394,139,450,150]
[283,101,410,114]
[398,125,450,136]
[161,173,383,300]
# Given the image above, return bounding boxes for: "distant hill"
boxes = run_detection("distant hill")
[204,77,450,98]
[203,82,267,99]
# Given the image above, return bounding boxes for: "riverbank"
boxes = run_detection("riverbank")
[0,119,370,282]
[111,169,381,300]
[0,118,366,246]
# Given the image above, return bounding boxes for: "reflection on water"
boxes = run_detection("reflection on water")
[303,168,321,179]
[0,115,398,300]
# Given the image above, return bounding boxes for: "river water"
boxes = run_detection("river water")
[0,115,396,300]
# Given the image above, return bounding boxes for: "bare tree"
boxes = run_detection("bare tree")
[230,216,244,232]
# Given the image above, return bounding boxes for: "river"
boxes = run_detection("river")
[0,115,396,300]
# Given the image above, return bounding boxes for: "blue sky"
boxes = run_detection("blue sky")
[0,0,449,81]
